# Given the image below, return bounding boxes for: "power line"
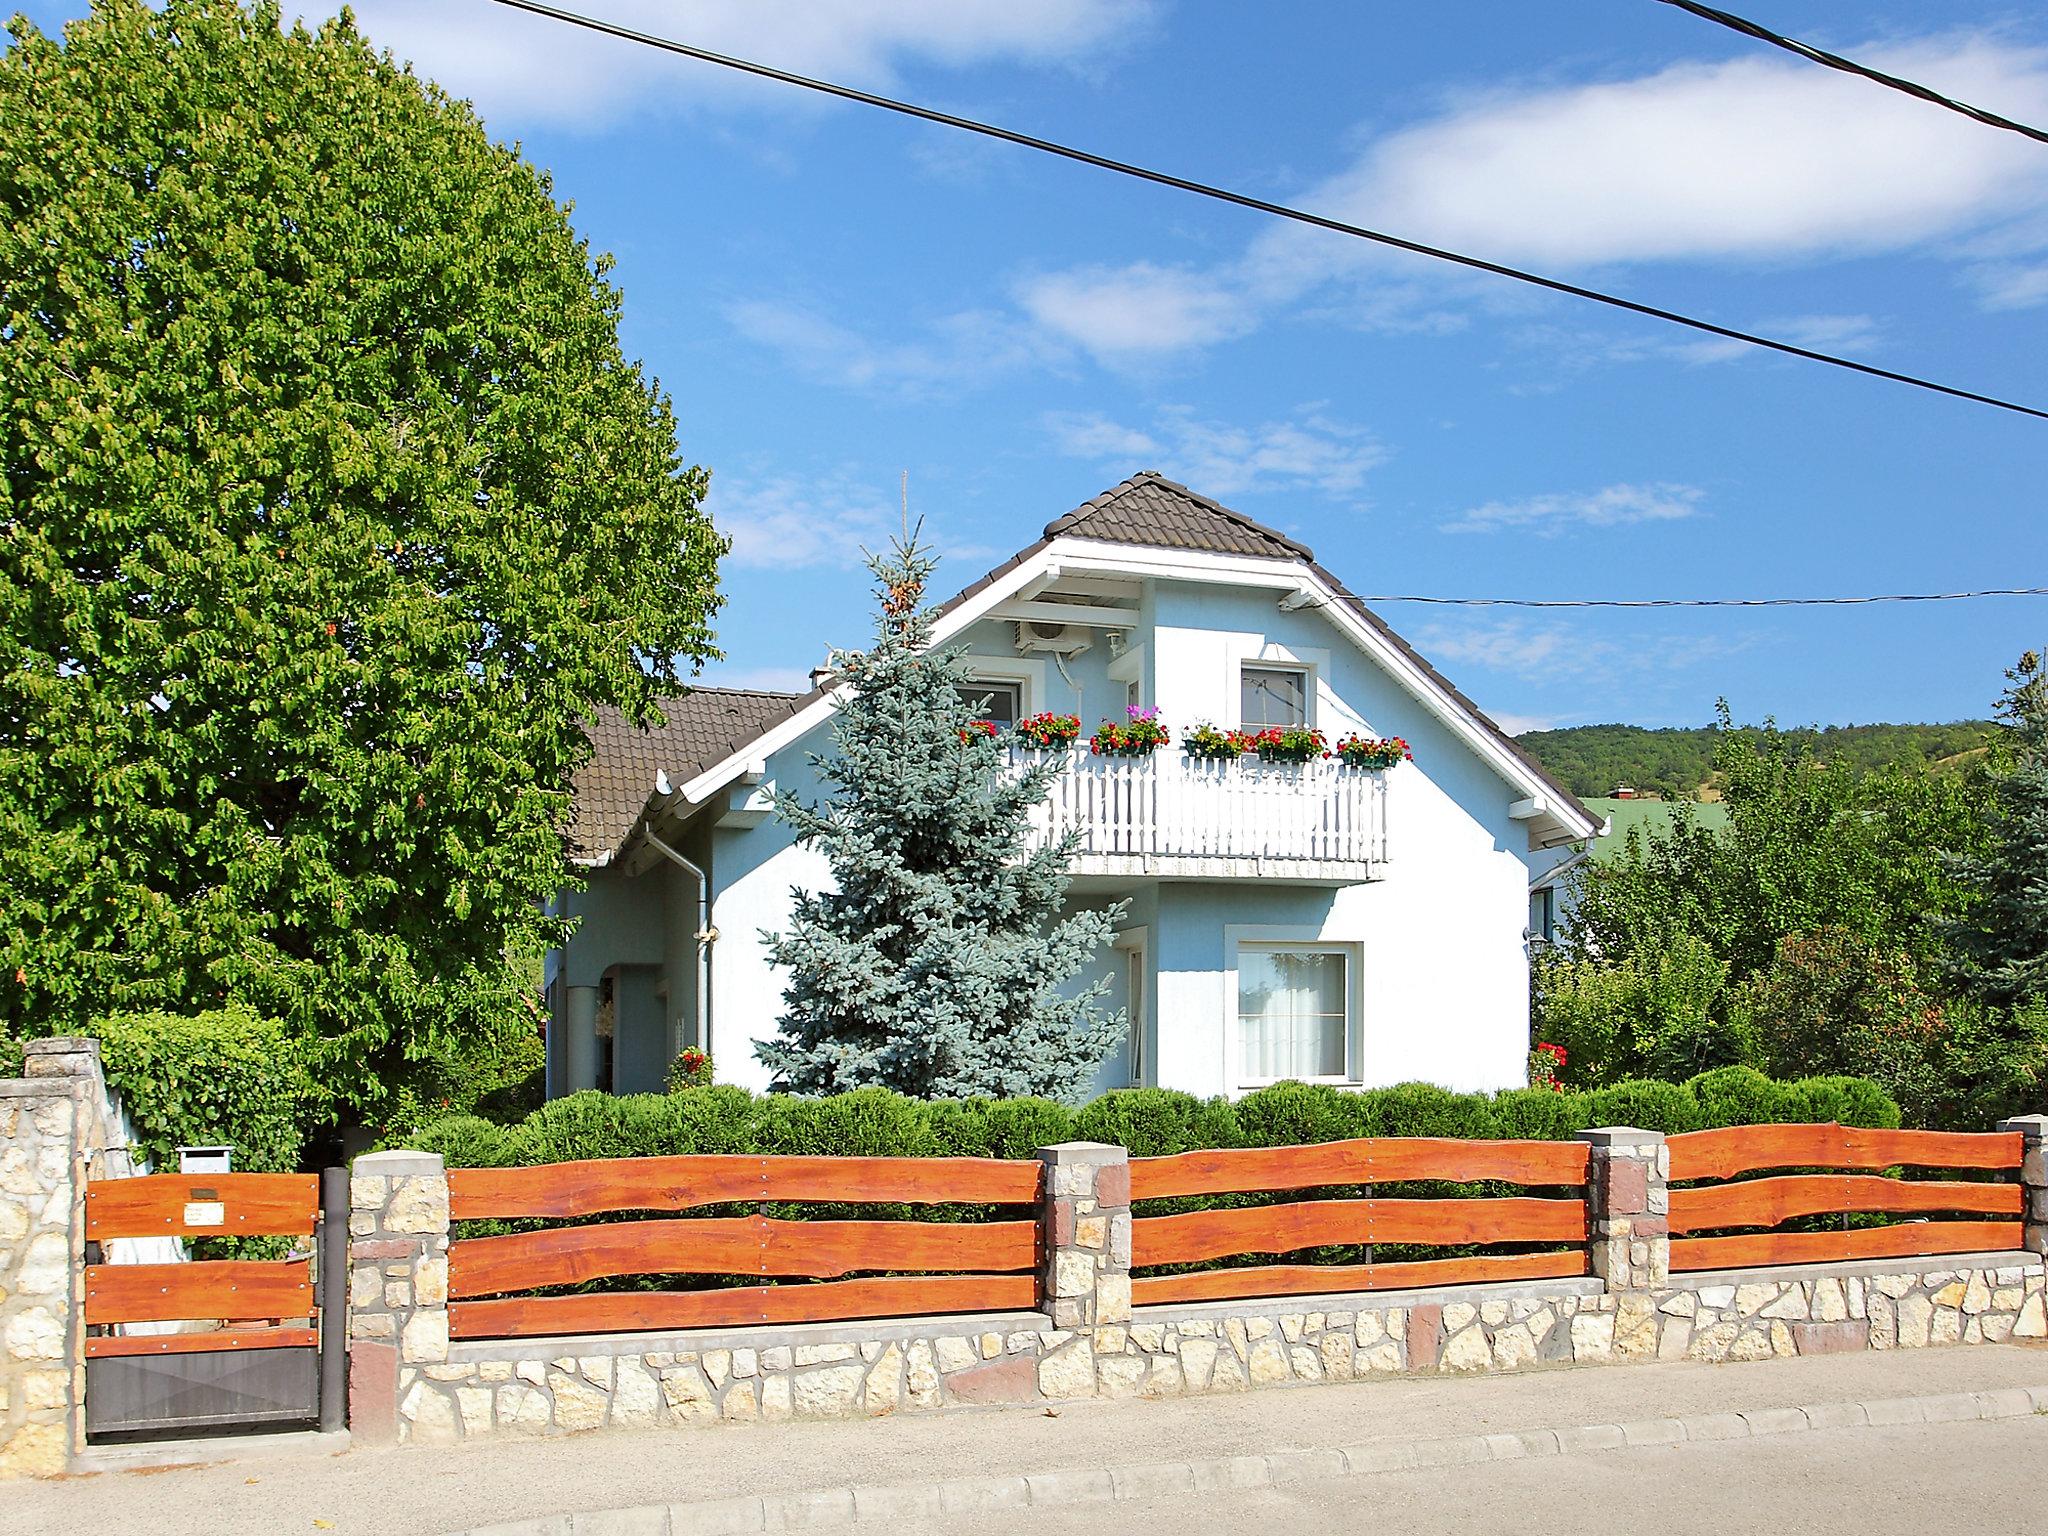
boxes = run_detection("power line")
[1656,0,2048,146]
[1333,587,2048,609]
[486,0,2048,425]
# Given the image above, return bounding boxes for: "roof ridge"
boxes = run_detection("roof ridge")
[1044,470,1315,562]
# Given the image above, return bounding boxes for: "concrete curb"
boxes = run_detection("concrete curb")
[453,1385,2048,1536]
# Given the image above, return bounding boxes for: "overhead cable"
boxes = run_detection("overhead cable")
[1656,0,2048,146]
[1332,587,2048,609]
[486,0,2048,424]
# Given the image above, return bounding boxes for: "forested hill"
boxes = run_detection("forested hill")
[1515,721,1997,800]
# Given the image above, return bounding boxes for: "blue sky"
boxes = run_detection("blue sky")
[28,2,2048,731]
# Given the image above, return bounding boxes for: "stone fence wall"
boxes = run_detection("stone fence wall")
[8,1090,2048,1469]
[363,1117,2048,1446]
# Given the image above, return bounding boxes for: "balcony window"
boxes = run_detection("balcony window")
[1240,665,1308,729]
[1238,944,1351,1083]
[956,680,1022,729]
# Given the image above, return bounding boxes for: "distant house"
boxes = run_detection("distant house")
[551,473,1599,1102]
[1527,796,1731,947]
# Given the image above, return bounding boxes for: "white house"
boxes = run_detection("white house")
[548,473,1599,1102]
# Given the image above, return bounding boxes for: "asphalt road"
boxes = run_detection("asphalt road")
[929,1414,2048,1536]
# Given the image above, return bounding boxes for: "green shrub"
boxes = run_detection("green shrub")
[96,1007,317,1173]
[400,1070,1900,1168]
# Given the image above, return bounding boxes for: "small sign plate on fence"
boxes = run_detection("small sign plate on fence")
[182,1201,225,1228]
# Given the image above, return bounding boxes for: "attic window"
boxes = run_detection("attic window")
[956,680,1021,729]
[1240,665,1308,729]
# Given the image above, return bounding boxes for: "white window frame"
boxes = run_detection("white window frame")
[1238,661,1311,731]
[1225,926,1362,1089]
[1113,926,1150,1087]
[956,656,1047,722]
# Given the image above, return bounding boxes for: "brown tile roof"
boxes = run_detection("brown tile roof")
[568,471,1595,861]
[569,687,804,861]
[1045,471,1315,560]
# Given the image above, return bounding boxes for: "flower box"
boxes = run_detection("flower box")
[1242,725,1328,764]
[1091,706,1169,757]
[1013,711,1082,749]
[1333,734,1412,770]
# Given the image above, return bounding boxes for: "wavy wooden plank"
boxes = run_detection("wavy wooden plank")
[86,1327,318,1358]
[1131,1197,1586,1268]
[84,1261,311,1326]
[1670,1220,2024,1273]
[450,1274,1037,1339]
[1129,1138,1590,1201]
[1131,1250,1588,1305]
[1666,1124,2022,1182]
[1669,1174,2022,1234]
[86,1173,319,1240]
[448,1213,1039,1298]
[448,1155,1041,1221]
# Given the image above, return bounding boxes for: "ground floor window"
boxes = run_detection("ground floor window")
[1237,944,1351,1083]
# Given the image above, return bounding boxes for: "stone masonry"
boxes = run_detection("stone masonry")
[366,1122,2047,1445]
[1580,1126,1669,1292]
[2001,1114,2048,1257]
[348,1150,452,1445]
[0,1038,121,1479]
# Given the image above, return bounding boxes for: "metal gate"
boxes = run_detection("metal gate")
[82,1168,347,1440]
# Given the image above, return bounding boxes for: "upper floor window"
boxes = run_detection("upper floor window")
[956,680,1021,729]
[1240,665,1308,729]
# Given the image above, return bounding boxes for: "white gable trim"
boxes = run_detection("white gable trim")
[643,535,1596,845]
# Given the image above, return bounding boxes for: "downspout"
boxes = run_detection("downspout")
[641,821,716,1069]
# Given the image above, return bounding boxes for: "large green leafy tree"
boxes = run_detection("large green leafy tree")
[758,535,1125,1103]
[1946,652,2048,1005]
[0,2,724,1117]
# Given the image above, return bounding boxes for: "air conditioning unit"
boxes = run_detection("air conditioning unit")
[1015,620,1093,656]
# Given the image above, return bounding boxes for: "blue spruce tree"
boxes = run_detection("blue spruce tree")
[1947,651,2048,1005]
[757,534,1126,1101]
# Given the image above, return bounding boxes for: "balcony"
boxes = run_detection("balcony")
[1016,751,1388,881]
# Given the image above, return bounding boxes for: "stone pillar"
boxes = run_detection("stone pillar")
[1036,1142,1131,1331]
[2000,1114,2048,1257]
[347,1150,451,1446]
[1577,1126,1668,1293]
[0,1039,104,1478]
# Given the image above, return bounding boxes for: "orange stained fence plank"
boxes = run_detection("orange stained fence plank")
[449,1274,1037,1339]
[448,1213,1039,1298]
[1129,1138,1590,1201]
[86,1173,319,1240]
[448,1155,1041,1221]
[1131,1250,1588,1306]
[1131,1196,1586,1269]
[86,1327,318,1358]
[84,1260,312,1326]
[1668,1174,2021,1235]
[1670,1221,2024,1273]
[1665,1124,2021,1182]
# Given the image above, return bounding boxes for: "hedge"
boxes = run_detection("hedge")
[400,1066,1900,1171]
[95,1007,317,1174]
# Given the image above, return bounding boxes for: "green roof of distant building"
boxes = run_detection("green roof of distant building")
[1585,797,1729,862]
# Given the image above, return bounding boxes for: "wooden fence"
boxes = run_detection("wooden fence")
[445,1155,1044,1339]
[1666,1124,2025,1272]
[1127,1137,1592,1305]
[83,1173,320,1356]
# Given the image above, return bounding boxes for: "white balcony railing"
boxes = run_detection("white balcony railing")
[1013,750,1388,877]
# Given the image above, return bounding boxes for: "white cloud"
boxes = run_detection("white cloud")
[711,470,997,571]
[724,298,1052,394]
[330,0,1156,128]
[1441,482,1707,536]
[1302,38,2048,273]
[1003,30,2048,371]
[1488,710,1564,737]
[1013,263,1255,362]
[1414,617,1755,683]
[1046,404,1387,497]
[710,473,900,570]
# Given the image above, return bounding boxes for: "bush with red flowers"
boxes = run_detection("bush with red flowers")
[1013,712,1082,749]
[1528,1041,1567,1093]
[1334,734,1412,769]
[1090,705,1170,756]
[664,1047,714,1092]
[1243,724,1327,763]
